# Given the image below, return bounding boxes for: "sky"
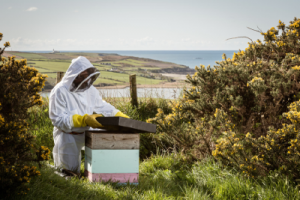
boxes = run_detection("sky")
[1,0,300,51]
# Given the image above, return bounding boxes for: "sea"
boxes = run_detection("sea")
[24,50,237,69]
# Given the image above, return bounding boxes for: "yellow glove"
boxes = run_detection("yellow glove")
[115,111,130,118]
[72,114,104,128]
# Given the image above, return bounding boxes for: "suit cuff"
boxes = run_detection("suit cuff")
[112,109,120,116]
[70,115,74,128]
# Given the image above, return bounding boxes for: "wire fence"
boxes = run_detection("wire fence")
[40,71,188,99]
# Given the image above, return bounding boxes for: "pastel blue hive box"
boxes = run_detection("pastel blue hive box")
[84,117,156,184]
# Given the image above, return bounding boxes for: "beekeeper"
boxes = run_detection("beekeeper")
[49,56,129,172]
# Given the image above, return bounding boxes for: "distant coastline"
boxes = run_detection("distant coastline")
[4,51,195,90]
[21,50,237,69]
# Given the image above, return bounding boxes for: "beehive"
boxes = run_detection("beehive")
[84,117,156,185]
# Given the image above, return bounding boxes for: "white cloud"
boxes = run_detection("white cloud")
[8,37,115,50]
[8,7,12,10]
[7,36,248,51]
[26,7,37,12]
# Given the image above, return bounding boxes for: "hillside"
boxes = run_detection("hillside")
[3,51,195,90]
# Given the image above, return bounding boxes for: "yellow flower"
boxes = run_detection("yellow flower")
[3,41,10,47]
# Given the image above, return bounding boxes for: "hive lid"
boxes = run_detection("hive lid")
[96,117,156,133]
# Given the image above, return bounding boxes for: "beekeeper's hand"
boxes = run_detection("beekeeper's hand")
[115,111,130,118]
[72,114,103,128]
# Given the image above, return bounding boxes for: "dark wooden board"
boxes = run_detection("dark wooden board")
[96,117,156,133]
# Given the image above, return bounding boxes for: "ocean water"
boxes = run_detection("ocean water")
[25,50,237,69]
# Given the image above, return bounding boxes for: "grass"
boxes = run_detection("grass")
[9,97,300,199]
[11,154,300,200]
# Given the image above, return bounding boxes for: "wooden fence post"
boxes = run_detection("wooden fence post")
[56,72,64,85]
[130,74,138,107]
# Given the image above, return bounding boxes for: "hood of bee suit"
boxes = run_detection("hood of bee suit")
[60,56,98,92]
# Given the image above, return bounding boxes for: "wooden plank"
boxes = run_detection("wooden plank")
[85,132,140,149]
[84,170,138,183]
[85,147,139,173]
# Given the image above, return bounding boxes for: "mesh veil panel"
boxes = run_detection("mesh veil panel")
[70,68,100,93]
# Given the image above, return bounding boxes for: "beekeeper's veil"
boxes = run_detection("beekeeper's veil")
[60,56,100,93]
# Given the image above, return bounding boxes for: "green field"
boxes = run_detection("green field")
[94,77,124,85]
[115,58,145,65]
[11,52,47,60]
[31,61,164,86]
[33,61,71,72]
[62,52,100,58]
[34,67,57,78]
[98,71,163,84]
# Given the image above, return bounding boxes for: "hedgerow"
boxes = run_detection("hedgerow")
[0,33,50,197]
[148,17,300,179]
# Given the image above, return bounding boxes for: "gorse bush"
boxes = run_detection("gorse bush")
[147,100,214,159]
[213,100,300,180]
[148,17,300,178]
[0,33,50,197]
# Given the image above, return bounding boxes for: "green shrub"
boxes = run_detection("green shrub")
[149,17,300,175]
[0,33,50,197]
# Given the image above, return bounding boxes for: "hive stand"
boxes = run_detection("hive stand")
[84,117,156,185]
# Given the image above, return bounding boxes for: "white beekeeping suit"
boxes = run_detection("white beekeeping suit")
[49,56,120,172]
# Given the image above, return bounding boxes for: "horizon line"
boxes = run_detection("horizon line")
[12,49,239,52]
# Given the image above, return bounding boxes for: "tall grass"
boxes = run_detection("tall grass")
[28,97,54,152]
